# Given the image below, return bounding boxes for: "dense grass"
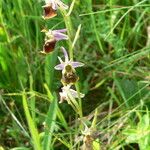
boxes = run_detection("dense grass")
[0,0,150,149]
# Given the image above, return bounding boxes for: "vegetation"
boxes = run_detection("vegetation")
[0,0,150,149]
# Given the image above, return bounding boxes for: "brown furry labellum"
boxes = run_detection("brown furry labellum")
[42,4,57,19]
[42,39,56,53]
[61,72,79,85]
[61,65,79,85]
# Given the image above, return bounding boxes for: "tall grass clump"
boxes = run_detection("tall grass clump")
[0,0,150,150]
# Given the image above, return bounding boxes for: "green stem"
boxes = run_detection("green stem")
[75,83,83,117]
[60,8,83,118]
[60,9,74,59]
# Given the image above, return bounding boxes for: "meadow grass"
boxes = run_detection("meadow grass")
[0,0,150,149]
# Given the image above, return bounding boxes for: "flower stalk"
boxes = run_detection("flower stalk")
[60,8,74,59]
[59,5,84,117]
[42,0,85,118]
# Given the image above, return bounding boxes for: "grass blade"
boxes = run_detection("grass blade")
[22,92,42,150]
[43,93,57,150]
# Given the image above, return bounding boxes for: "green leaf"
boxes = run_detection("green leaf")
[93,139,101,150]
[10,148,31,150]
[138,113,149,130]
[42,93,57,150]
[22,93,42,150]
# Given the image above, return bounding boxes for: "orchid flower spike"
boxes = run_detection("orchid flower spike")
[43,0,68,19]
[54,47,84,73]
[59,85,85,103]
[41,29,68,54]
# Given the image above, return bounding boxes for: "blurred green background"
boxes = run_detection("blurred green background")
[0,0,150,149]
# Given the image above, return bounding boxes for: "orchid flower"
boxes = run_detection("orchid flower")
[42,4,57,19]
[78,121,100,150]
[54,47,84,73]
[45,29,68,41]
[59,85,85,103]
[43,0,68,19]
[45,0,68,10]
[41,29,68,53]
